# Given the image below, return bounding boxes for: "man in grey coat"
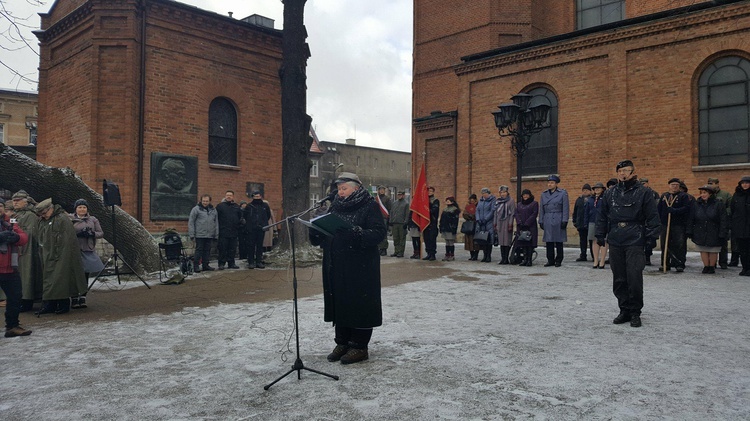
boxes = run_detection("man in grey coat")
[389,191,410,258]
[539,175,569,267]
[188,194,218,272]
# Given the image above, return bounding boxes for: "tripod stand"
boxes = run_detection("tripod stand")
[264,204,338,390]
[88,205,150,290]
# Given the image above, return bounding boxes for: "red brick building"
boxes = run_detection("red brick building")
[414,0,750,206]
[35,0,283,231]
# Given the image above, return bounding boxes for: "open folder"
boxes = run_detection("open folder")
[300,213,353,237]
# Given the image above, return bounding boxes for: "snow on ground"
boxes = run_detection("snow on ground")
[1,249,749,420]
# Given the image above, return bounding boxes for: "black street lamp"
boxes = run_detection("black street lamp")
[492,93,551,201]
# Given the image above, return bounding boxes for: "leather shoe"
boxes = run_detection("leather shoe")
[544,261,554,267]
[575,257,587,262]
[554,262,562,267]
[613,312,631,324]
[630,315,642,327]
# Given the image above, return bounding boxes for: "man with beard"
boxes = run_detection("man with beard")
[595,160,660,328]
[243,191,271,269]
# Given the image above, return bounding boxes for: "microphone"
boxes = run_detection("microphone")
[316,191,337,205]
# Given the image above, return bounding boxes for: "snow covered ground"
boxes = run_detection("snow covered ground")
[1,249,749,420]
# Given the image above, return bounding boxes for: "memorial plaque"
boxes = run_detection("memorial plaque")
[150,152,198,220]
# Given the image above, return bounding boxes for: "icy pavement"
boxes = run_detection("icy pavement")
[1,248,748,420]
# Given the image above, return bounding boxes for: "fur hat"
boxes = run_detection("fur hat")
[335,172,362,185]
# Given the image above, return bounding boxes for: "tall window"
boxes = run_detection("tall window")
[699,56,750,166]
[0,124,4,144]
[576,0,625,30]
[310,193,320,207]
[310,159,319,177]
[208,97,238,166]
[27,122,37,146]
[524,87,558,176]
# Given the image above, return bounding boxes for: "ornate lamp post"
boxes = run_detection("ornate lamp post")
[492,93,551,201]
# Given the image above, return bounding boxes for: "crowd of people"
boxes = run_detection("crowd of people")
[0,191,105,338]
[377,172,750,279]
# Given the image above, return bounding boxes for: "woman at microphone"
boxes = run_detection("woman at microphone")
[309,172,387,365]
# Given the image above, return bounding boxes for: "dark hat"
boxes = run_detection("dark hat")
[616,159,634,170]
[34,198,53,213]
[679,181,688,192]
[74,199,89,209]
[0,198,5,205]
[521,189,532,196]
[592,182,605,189]
[239,200,247,205]
[707,177,719,184]
[639,178,649,183]
[498,185,509,192]
[480,187,491,194]
[251,191,261,196]
[668,177,681,184]
[581,183,591,191]
[335,172,362,185]
[698,185,716,193]
[445,196,456,203]
[469,193,478,200]
[741,176,750,183]
[607,178,617,187]
[547,174,560,183]
[397,190,405,194]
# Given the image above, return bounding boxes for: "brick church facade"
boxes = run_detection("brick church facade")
[35,0,283,231]
[413,0,750,204]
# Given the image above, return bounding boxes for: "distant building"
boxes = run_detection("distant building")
[0,89,37,149]
[34,0,283,231]
[310,137,411,205]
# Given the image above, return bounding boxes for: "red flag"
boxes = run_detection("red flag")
[376,194,390,218]
[410,163,430,231]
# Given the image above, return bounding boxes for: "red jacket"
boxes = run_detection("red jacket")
[0,216,28,274]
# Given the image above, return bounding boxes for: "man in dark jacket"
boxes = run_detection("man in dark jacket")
[422,187,440,261]
[215,190,243,269]
[595,160,660,328]
[573,183,592,261]
[730,176,750,276]
[657,178,691,272]
[243,191,271,269]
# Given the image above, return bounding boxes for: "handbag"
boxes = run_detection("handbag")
[473,230,490,245]
[460,220,475,235]
[517,230,532,242]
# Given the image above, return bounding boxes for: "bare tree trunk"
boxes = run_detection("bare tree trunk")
[0,143,161,273]
[279,0,313,251]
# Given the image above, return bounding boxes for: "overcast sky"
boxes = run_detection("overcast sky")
[1,0,413,152]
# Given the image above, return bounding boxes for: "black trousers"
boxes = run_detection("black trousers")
[423,225,438,255]
[660,224,686,269]
[195,238,212,268]
[238,231,250,259]
[577,228,589,258]
[247,228,265,265]
[609,245,645,316]
[0,272,22,329]
[545,242,564,264]
[218,236,237,266]
[737,237,750,270]
[411,237,421,254]
[335,325,373,349]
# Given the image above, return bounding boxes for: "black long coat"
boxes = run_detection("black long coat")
[687,196,728,247]
[730,185,750,239]
[310,190,387,328]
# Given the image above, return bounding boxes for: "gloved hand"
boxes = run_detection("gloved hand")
[76,230,88,238]
[596,237,606,247]
[87,228,97,238]
[0,230,20,244]
[647,237,657,249]
[561,221,568,230]
[539,223,544,230]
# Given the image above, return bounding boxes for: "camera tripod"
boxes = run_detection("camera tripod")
[263,204,338,390]
[88,204,150,290]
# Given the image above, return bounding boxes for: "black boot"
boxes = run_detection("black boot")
[499,246,510,264]
[485,246,492,262]
[469,251,479,261]
[524,247,533,266]
[35,301,55,316]
[729,252,739,267]
[55,299,71,314]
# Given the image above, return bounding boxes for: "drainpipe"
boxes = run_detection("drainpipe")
[137,1,146,221]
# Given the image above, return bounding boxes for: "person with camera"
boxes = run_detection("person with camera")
[0,198,32,337]
[595,160,660,328]
[34,198,87,315]
[70,199,104,308]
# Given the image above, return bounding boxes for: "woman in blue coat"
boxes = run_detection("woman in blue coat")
[539,175,569,267]
[475,188,496,262]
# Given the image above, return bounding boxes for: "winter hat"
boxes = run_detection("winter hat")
[698,185,716,194]
[592,182,605,189]
[480,187,491,194]
[707,177,719,184]
[521,189,532,196]
[607,178,617,188]
[34,198,53,213]
[74,199,89,209]
[335,172,362,185]
[741,176,750,183]
[668,177,681,184]
[581,183,592,191]
[498,185,509,192]
[445,196,456,203]
[547,175,560,183]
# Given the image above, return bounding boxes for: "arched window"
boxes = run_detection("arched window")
[524,87,558,176]
[699,56,750,165]
[208,97,238,166]
[576,0,625,30]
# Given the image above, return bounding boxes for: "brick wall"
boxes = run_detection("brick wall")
[37,0,283,233]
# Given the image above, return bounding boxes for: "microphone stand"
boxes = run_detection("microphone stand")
[263,201,339,390]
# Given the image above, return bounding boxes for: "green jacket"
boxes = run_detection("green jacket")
[37,205,87,299]
[14,206,44,301]
[715,189,732,215]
